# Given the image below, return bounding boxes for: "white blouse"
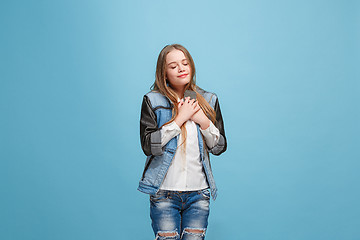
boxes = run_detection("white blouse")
[159,119,220,191]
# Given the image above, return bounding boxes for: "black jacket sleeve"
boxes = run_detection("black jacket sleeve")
[208,97,227,156]
[140,95,163,156]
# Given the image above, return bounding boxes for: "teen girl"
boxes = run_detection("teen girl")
[138,44,227,240]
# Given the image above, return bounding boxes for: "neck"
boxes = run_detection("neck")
[171,86,186,99]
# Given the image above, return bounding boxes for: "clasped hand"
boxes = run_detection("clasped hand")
[174,97,210,130]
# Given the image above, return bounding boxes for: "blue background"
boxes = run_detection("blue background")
[1,0,359,239]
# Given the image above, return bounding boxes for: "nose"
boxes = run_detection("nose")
[178,65,184,72]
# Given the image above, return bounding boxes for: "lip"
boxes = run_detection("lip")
[178,74,188,78]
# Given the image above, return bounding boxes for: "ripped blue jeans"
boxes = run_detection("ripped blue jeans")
[150,189,210,240]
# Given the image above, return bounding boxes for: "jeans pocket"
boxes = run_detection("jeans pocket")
[150,191,169,202]
[199,189,210,200]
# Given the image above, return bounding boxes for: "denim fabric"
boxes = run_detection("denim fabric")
[150,189,210,240]
[138,90,218,200]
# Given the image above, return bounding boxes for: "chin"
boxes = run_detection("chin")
[182,77,191,84]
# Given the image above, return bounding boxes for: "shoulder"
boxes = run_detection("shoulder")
[196,87,218,106]
[144,90,171,109]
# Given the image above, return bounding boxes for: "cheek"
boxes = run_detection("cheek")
[186,66,192,74]
[166,69,176,79]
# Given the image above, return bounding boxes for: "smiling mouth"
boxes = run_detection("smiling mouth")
[178,74,188,78]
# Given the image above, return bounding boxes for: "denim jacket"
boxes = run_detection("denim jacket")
[138,88,227,200]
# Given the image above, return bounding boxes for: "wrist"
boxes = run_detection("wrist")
[174,116,185,127]
[199,119,210,130]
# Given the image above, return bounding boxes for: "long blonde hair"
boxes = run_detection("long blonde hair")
[151,44,216,148]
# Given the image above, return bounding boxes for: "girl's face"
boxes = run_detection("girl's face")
[165,49,191,90]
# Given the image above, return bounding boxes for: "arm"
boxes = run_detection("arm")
[160,98,198,146]
[208,97,227,155]
[200,120,220,149]
[191,95,227,156]
[140,95,162,156]
[160,121,181,147]
[140,96,198,156]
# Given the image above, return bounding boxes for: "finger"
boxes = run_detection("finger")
[189,99,196,105]
[194,104,201,112]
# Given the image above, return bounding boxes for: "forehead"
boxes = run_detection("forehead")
[166,49,186,63]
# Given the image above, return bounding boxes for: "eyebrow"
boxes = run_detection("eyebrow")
[167,59,188,65]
